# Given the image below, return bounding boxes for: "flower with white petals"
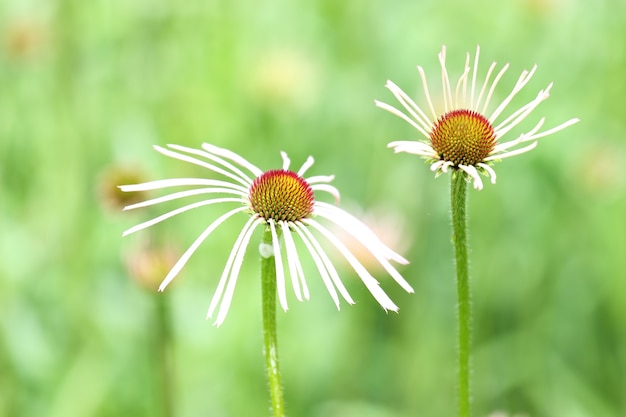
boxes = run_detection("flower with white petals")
[375,45,579,190]
[120,144,414,326]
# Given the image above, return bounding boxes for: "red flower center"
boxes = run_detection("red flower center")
[249,170,314,222]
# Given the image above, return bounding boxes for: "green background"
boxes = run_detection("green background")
[1,0,625,416]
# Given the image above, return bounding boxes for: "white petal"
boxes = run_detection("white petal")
[486,141,538,161]
[417,65,438,120]
[522,117,580,141]
[470,45,480,108]
[303,219,400,312]
[438,45,453,113]
[477,163,497,184]
[280,221,306,301]
[168,144,255,186]
[207,216,261,320]
[459,165,483,190]
[123,187,245,211]
[213,217,263,326]
[297,156,315,177]
[480,63,509,115]
[314,202,409,265]
[384,80,434,133]
[312,207,414,293]
[306,174,335,184]
[474,61,498,112]
[201,143,263,177]
[454,52,471,108]
[375,100,431,139]
[493,84,551,138]
[291,223,343,308]
[154,145,251,188]
[294,222,354,305]
[387,141,437,157]
[280,151,291,171]
[269,220,289,312]
[488,65,537,124]
[119,178,247,193]
[158,206,248,292]
[311,184,340,204]
[122,197,244,236]
[430,160,445,172]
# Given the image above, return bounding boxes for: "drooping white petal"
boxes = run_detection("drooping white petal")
[291,223,342,308]
[201,143,263,177]
[431,160,445,172]
[477,163,497,184]
[269,219,289,312]
[303,219,400,312]
[213,217,263,327]
[207,215,261,320]
[158,206,249,292]
[313,206,414,293]
[119,178,248,193]
[280,221,306,301]
[154,145,251,188]
[123,187,245,211]
[459,165,483,190]
[293,221,355,306]
[314,201,409,265]
[122,197,244,236]
[297,156,315,177]
[168,143,255,186]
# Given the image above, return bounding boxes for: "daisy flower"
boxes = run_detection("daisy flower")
[120,143,413,326]
[375,45,580,190]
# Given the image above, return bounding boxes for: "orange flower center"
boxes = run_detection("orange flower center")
[430,109,496,166]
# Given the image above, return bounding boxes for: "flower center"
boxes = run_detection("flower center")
[429,109,496,166]
[249,170,315,223]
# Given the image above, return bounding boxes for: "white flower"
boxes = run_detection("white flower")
[120,143,414,326]
[375,45,580,190]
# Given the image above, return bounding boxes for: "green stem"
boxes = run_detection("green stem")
[261,228,286,417]
[451,172,471,417]
[155,295,175,417]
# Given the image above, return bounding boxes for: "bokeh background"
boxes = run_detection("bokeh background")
[1,0,625,416]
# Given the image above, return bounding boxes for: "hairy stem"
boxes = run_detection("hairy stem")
[451,172,471,417]
[261,228,286,417]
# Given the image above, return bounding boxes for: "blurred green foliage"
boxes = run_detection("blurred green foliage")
[1,0,625,416]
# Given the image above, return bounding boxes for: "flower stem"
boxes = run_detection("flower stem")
[451,172,471,417]
[261,228,286,417]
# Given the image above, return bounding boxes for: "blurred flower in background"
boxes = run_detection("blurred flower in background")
[246,47,321,111]
[98,165,148,213]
